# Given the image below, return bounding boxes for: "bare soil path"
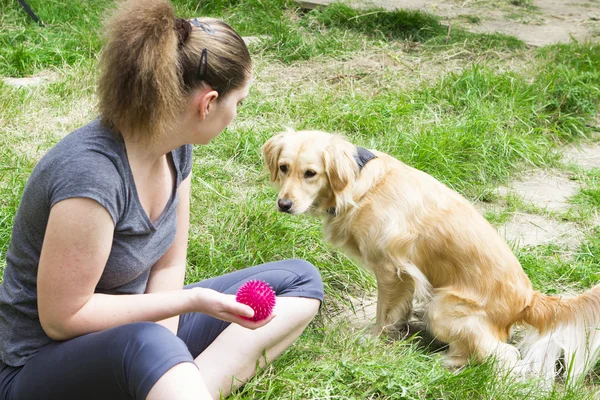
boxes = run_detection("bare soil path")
[299,0,600,46]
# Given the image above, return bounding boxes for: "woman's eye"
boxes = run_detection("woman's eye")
[304,170,316,178]
[279,165,288,173]
[237,101,244,106]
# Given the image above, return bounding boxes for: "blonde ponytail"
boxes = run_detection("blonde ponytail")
[98,0,184,141]
[98,0,251,142]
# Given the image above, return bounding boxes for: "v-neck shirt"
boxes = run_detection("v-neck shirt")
[0,118,192,366]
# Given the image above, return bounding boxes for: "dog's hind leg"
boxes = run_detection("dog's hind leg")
[426,291,520,371]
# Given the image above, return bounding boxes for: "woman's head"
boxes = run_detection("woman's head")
[98,0,251,142]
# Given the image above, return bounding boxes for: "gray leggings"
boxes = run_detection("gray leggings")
[0,259,323,400]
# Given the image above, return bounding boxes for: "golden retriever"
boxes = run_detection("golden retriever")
[261,129,600,383]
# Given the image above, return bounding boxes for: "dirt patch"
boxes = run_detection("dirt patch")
[563,142,600,170]
[2,70,58,88]
[498,212,584,249]
[497,169,580,212]
[299,0,600,47]
[465,0,598,47]
[330,294,377,329]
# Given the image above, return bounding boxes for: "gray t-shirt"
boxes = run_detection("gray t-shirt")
[0,119,192,366]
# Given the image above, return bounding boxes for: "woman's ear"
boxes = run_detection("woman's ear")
[323,135,357,193]
[194,88,219,120]
[261,133,285,182]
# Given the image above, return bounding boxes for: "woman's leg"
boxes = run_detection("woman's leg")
[146,362,210,400]
[0,322,199,400]
[197,296,320,398]
[177,259,323,398]
[0,261,322,400]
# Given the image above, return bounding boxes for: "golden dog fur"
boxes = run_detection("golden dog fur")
[262,129,600,383]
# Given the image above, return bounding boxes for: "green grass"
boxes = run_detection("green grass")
[230,322,599,399]
[0,0,112,76]
[0,145,32,276]
[1,0,600,398]
[567,168,600,222]
[1,0,524,75]
[518,236,600,295]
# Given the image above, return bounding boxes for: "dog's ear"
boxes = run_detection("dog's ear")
[323,135,358,193]
[261,133,285,182]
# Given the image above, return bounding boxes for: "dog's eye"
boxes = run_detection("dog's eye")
[279,165,288,173]
[304,170,317,178]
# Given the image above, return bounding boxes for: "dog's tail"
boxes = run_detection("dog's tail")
[518,284,600,383]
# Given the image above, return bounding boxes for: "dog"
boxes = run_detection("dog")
[261,129,600,383]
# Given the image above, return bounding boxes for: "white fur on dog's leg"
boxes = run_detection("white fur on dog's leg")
[442,343,469,369]
[366,321,384,337]
[492,342,521,372]
[442,353,469,369]
[356,322,384,347]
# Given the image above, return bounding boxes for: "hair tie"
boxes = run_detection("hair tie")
[175,18,192,48]
[191,19,216,35]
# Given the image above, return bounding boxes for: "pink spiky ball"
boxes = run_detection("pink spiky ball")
[235,280,276,321]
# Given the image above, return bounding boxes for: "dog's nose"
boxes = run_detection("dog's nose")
[277,198,293,212]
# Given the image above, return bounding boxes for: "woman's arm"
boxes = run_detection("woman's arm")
[145,174,192,334]
[37,196,266,342]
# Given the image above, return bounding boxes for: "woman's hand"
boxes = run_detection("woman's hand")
[192,287,276,329]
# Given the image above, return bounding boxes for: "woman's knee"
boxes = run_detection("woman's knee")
[277,259,324,301]
[107,322,193,396]
[291,259,322,284]
[109,322,189,360]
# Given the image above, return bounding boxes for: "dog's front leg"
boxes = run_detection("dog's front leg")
[370,264,416,338]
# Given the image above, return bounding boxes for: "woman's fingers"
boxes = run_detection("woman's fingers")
[217,294,253,317]
[233,312,277,330]
[197,290,277,329]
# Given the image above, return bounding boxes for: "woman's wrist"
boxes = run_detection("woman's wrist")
[186,286,214,314]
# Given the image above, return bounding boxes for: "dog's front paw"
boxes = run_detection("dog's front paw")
[353,323,383,347]
[441,353,470,370]
[366,321,413,344]
[367,322,386,337]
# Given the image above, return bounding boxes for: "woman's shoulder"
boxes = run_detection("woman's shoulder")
[58,118,123,155]
[40,118,126,173]
[28,119,128,223]
[29,119,128,202]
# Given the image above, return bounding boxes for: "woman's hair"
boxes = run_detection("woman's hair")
[97,0,251,141]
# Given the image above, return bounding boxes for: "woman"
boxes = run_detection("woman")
[0,1,323,399]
